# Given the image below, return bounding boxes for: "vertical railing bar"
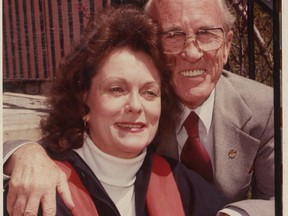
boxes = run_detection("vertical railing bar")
[248,0,256,80]
[90,0,95,16]
[3,3,10,79]
[273,0,281,213]
[32,0,45,80]
[51,1,62,78]
[61,0,71,55]
[45,0,56,78]
[67,0,74,44]
[71,0,82,45]
[30,0,40,79]
[8,0,17,78]
[95,0,103,14]
[23,0,32,79]
[78,0,85,34]
[57,0,64,57]
[25,0,37,79]
[38,0,49,79]
[14,0,24,79]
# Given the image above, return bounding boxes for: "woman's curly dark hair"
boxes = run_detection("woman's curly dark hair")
[41,4,181,152]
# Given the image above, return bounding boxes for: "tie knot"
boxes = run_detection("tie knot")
[183,112,199,137]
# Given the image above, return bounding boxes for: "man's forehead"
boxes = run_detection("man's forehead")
[147,0,222,13]
[147,0,224,29]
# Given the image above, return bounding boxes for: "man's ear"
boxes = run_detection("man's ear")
[223,30,233,64]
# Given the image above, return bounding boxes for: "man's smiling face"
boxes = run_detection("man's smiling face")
[156,0,233,109]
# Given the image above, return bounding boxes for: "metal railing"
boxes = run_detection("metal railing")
[3,0,104,81]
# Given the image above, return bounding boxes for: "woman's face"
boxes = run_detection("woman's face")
[85,47,161,159]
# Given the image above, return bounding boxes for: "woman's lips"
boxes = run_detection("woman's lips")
[115,122,146,132]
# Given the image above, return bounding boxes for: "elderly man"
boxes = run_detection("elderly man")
[4,0,274,215]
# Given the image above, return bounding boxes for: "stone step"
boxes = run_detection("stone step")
[3,92,48,142]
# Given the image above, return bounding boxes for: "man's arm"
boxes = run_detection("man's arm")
[253,109,275,200]
[221,198,275,216]
[4,142,74,216]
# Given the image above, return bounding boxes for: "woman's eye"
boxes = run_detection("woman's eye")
[109,87,124,94]
[142,90,160,99]
[146,91,157,96]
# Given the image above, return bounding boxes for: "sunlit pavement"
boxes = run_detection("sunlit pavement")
[3,92,48,142]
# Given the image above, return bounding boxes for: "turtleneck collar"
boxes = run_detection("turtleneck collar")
[74,134,147,187]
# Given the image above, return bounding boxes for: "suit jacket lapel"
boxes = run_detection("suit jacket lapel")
[213,74,260,200]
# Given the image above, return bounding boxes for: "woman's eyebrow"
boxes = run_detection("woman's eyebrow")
[97,77,126,87]
[144,81,161,86]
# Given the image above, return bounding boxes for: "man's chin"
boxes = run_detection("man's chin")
[177,90,209,108]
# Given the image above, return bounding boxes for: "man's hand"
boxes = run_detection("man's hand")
[4,143,74,216]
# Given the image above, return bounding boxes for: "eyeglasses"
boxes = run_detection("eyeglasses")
[161,27,225,54]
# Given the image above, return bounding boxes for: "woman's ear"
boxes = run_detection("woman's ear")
[82,91,88,102]
[83,114,90,122]
[83,114,90,129]
[82,91,90,124]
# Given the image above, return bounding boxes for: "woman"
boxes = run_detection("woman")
[4,5,227,216]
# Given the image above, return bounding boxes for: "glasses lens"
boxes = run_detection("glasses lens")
[162,32,185,54]
[196,29,224,51]
[161,29,224,54]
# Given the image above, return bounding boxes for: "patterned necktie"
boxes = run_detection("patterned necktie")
[180,112,214,183]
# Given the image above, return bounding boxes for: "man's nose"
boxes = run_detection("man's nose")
[125,93,142,114]
[181,38,203,62]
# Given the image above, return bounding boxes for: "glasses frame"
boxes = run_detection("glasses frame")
[161,27,226,55]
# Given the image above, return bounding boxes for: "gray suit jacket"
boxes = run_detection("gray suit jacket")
[156,70,275,215]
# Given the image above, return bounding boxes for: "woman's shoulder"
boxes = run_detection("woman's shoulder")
[156,153,228,215]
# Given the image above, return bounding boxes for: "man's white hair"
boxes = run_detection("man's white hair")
[145,0,236,31]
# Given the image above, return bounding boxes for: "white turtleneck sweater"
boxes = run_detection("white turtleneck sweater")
[73,134,147,216]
